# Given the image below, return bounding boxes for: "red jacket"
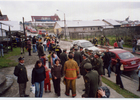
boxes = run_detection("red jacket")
[44,70,50,84]
[47,41,50,47]
[114,42,118,48]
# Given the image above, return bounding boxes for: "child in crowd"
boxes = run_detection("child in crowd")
[44,67,51,93]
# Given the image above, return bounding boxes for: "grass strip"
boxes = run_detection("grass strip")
[0,47,21,68]
[102,77,140,98]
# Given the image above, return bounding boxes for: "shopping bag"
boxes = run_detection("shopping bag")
[30,84,35,94]
[120,64,124,71]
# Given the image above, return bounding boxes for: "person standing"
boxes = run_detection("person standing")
[43,38,47,52]
[0,43,4,57]
[47,39,50,51]
[31,60,46,97]
[94,37,98,47]
[74,47,82,66]
[40,54,47,67]
[114,41,118,49]
[80,53,91,91]
[51,52,59,66]
[51,59,62,97]
[82,63,99,98]
[38,42,44,58]
[64,54,79,97]
[93,53,103,86]
[132,38,137,54]
[115,59,124,89]
[137,65,140,91]
[44,67,51,93]
[20,39,25,54]
[55,45,62,58]
[14,57,29,97]
[32,36,37,53]
[60,49,67,76]
[118,40,123,49]
[121,38,124,49]
[27,39,32,56]
[104,49,111,77]
[47,51,52,69]
[80,47,84,62]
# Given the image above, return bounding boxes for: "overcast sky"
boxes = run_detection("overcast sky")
[0,0,140,21]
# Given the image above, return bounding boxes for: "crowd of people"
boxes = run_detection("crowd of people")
[13,35,128,98]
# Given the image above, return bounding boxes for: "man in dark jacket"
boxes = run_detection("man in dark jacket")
[80,53,91,91]
[32,36,37,53]
[27,39,32,56]
[38,42,44,58]
[104,49,111,77]
[14,57,29,97]
[82,63,99,98]
[93,53,104,86]
[60,49,67,76]
[74,47,82,66]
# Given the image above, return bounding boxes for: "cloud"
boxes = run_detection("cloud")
[0,1,140,21]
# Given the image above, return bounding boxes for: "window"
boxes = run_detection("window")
[110,52,116,58]
[118,52,135,60]
[91,28,92,30]
[92,28,95,30]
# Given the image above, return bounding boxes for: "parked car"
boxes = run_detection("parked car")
[109,49,140,72]
[30,28,37,33]
[38,29,47,37]
[72,40,101,54]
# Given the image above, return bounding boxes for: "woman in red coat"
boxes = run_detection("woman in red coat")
[44,67,51,93]
[114,41,118,49]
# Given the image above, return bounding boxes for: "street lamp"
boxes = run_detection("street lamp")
[56,9,66,39]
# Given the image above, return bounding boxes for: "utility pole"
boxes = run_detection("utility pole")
[64,13,66,39]
[22,17,26,53]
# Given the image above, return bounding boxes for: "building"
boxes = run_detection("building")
[0,15,9,21]
[54,20,112,36]
[102,19,121,27]
[30,21,55,28]
[30,14,60,28]
[31,14,60,22]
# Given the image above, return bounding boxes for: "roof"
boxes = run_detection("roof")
[0,21,22,31]
[31,22,55,24]
[109,49,129,54]
[55,20,110,28]
[0,15,9,21]
[31,15,60,21]
[103,19,121,26]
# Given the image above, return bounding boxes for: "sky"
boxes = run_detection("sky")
[0,0,140,21]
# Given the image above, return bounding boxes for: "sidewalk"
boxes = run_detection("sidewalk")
[30,74,124,98]
[103,70,140,97]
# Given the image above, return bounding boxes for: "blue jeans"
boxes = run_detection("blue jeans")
[48,62,52,69]
[33,44,37,53]
[107,60,111,77]
[0,49,4,57]
[133,47,135,53]
[35,81,44,97]
[43,45,47,52]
